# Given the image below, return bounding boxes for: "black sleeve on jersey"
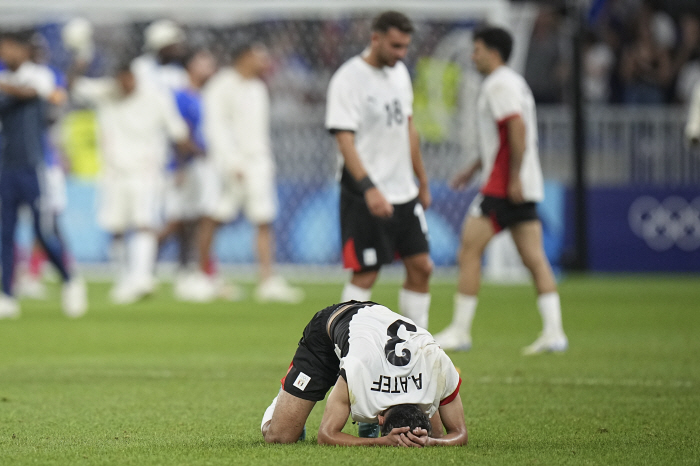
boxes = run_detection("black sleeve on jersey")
[328,127,356,135]
[339,368,347,382]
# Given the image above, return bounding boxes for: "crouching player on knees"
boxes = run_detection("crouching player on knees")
[260,301,468,447]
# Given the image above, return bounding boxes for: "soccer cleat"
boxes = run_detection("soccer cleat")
[433,326,472,352]
[522,332,568,356]
[62,276,88,318]
[110,277,154,305]
[0,294,20,319]
[213,276,245,302]
[358,422,380,438]
[255,276,304,304]
[15,275,46,300]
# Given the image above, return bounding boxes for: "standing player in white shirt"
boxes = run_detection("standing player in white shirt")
[70,61,191,304]
[131,19,189,94]
[199,40,303,303]
[686,80,700,146]
[325,11,433,331]
[433,27,568,355]
[260,301,468,447]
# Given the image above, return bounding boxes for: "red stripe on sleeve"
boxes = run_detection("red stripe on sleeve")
[440,377,462,406]
[496,113,520,125]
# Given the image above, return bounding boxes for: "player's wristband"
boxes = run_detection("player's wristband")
[357,176,375,193]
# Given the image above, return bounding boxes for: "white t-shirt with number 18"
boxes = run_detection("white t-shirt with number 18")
[325,55,418,204]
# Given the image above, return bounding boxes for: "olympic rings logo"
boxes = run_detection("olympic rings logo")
[628,196,700,252]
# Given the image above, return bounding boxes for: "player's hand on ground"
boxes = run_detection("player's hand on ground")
[418,183,432,210]
[365,187,394,218]
[508,177,525,204]
[450,167,475,190]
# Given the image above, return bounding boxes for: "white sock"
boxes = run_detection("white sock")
[111,237,127,281]
[451,293,477,335]
[537,292,564,335]
[129,231,157,284]
[398,288,431,329]
[261,394,279,432]
[341,282,372,302]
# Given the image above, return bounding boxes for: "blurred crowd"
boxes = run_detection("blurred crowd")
[523,0,700,104]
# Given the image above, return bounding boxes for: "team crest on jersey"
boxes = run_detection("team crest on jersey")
[293,372,311,391]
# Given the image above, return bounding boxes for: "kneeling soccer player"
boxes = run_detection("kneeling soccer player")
[261,301,468,447]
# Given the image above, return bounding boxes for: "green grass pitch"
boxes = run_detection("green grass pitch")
[0,275,698,465]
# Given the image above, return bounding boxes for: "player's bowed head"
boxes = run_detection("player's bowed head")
[367,10,414,69]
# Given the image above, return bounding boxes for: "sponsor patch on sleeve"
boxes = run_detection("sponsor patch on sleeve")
[293,372,311,391]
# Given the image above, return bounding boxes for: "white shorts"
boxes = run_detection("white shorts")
[163,159,205,222]
[200,159,277,225]
[98,173,163,233]
[42,165,67,213]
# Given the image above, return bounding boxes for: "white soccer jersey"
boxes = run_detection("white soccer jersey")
[476,65,544,202]
[131,54,189,93]
[0,61,55,99]
[72,77,188,175]
[339,304,461,424]
[202,67,274,175]
[325,55,418,204]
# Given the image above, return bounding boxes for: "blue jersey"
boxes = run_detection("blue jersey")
[168,87,204,170]
[43,66,67,168]
[0,61,54,171]
[0,93,48,171]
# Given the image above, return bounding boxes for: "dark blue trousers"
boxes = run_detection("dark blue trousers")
[0,167,70,296]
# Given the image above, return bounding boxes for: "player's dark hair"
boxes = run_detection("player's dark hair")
[230,35,261,62]
[380,404,431,436]
[1,29,35,46]
[372,11,414,35]
[473,26,513,62]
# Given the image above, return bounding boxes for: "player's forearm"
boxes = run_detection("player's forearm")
[409,119,428,186]
[335,131,370,182]
[0,83,39,100]
[427,428,468,446]
[317,430,390,447]
[506,117,526,179]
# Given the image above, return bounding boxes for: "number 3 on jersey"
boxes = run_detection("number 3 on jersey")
[384,319,417,366]
[385,99,403,126]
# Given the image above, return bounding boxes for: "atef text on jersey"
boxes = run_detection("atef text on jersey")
[370,373,422,393]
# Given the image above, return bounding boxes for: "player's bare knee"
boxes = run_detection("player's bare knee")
[263,427,298,444]
[351,271,378,289]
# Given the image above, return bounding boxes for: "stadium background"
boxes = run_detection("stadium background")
[4,0,700,275]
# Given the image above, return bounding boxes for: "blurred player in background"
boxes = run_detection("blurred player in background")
[131,19,189,93]
[325,11,433,329]
[686,79,700,146]
[160,49,218,301]
[69,57,191,304]
[433,26,567,355]
[15,32,73,299]
[200,39,304,303]
[261,300,467,446]
[0,30,87,318]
